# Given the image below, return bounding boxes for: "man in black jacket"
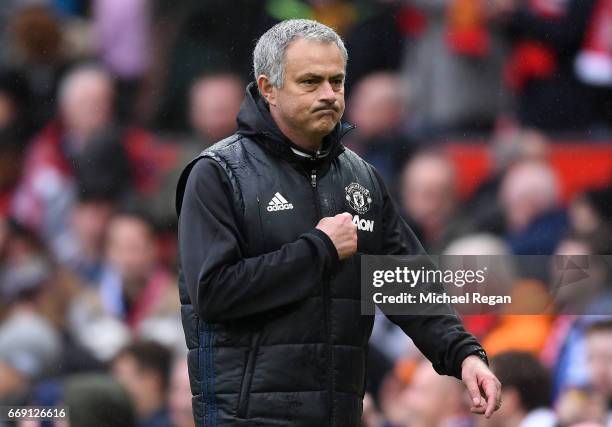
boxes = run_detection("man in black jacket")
[176,19,501,427]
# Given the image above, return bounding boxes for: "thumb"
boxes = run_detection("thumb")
[464,373,482,406]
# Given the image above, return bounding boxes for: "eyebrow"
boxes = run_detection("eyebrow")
[296,72,345,80]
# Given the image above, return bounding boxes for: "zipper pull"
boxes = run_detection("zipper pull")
[311,169,317,188]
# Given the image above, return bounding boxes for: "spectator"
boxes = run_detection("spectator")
[66,210,178,363]
[570,187,612,234]
[104,211,177,331]
[189,73,244,146]
[585,319,612,426]
[168,357,195,427]
[545,313,612,406]
[481,279,554,357]
[399,151,459,251]
[500,160,567,255]
[362,392,385,427]
[112,341,172,427]
[390,360,473,427]
[0,256,62,405]
[54,64,115,143]
[64,127,133,282]
[11,64,155,264]
[442,233,516,336]
[377,357,418,426]
[551,234,610,314]
[10,64,115,261]
[152,0,275,131]
[586,319,612,392]
[62,373,136,427]
[477,351,555,427]
[568,186,612,254]
[343,1,406,93]
[93,0,151,122]
[68,192,119,285]
[500,0,600,130]
[346,72,416,192]
[464,127,550,236]
[401,0,508,134]
[8,5,68,131]
[574,0,612,126]
[556,387,608,427]
[67,291,131,364]
[54,131,141,363]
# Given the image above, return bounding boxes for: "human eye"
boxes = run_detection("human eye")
[330,76,344,87]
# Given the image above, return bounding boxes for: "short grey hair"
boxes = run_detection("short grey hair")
[253,19,348,88]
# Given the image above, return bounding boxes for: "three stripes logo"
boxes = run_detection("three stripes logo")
[267,192,294,212]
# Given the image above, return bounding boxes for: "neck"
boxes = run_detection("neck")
[270,107,323,152]
[504,411,526,427]
[123,277,147,302]
[138,391,164,419]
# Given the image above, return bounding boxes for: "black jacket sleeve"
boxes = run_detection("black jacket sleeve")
[178,157,339,322]
[372,168,485,379]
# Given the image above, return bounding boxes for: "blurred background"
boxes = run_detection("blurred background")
[0,0,611,426]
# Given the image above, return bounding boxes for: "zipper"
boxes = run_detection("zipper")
[236,332,261,418]
[307,165,334,425]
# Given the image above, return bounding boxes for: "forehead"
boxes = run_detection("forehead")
[108,216,152,240]
[283,38,346,77]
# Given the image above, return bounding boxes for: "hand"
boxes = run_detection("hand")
[461,355,502,418]
[316,212,357,260]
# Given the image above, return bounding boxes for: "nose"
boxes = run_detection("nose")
[318,80,336,104]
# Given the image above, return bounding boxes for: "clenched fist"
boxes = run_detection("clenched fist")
[316,212,357,260]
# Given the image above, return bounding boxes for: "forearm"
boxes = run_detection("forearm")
[190,229,337,322]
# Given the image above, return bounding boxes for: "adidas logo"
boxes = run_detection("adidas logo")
[267,192,294,211]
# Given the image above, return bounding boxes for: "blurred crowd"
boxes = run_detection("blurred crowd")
[0,0,611,426]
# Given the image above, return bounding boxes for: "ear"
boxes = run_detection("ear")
[257,75,278,107]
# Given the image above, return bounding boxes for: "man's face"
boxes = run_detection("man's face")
[264,38,345,142]
[169,359,195,427]
[61,75,114,140]
[112,354,157,416]
[400,362,464,427]
[401,155,456,230]
[348,73,404,138]
[105,216,156,284]
[71,200,116,256]
[190,76,243,142]
[586,330,612,398]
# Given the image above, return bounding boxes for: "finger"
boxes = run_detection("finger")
[470,398,488,412]
[470,406,486,414]
[338,212,352,220]
[484,380,498,418]
[464,375,482,407]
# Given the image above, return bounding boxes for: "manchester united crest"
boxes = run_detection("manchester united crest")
[345,182,372,214]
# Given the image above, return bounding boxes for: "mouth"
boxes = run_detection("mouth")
[313,105,338,113]
[314,109,337,117]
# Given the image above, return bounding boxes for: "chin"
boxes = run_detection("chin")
[313,120,337,135]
